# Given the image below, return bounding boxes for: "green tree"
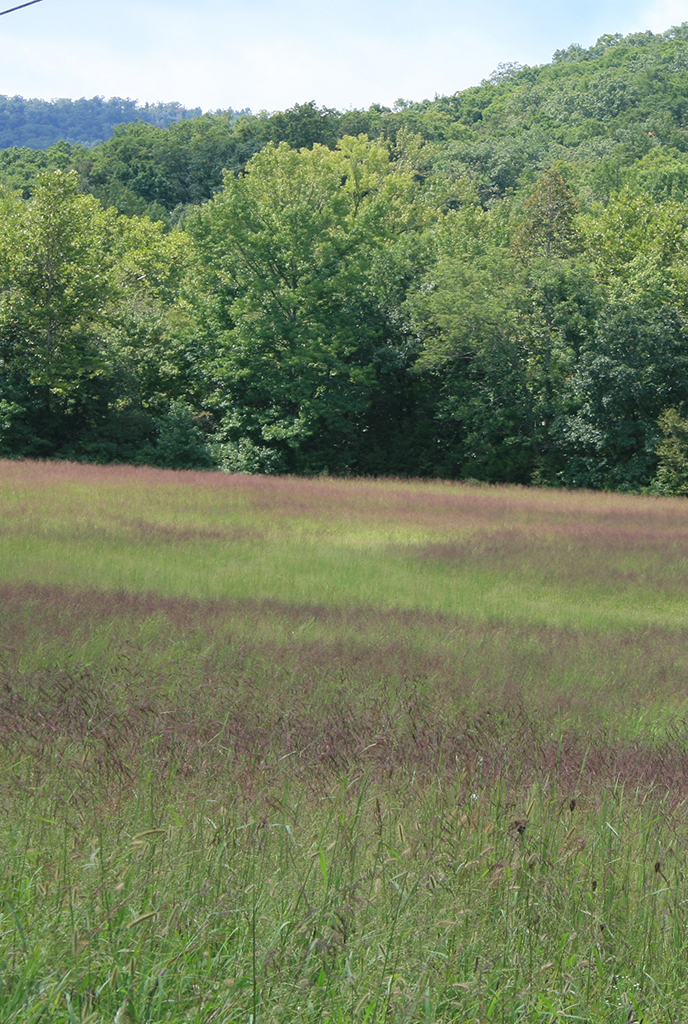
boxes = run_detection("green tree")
[653,407,688,495]
[554,303,688,490]
[191,137,427,474]
[0,170,112,396]
[0,170,116,456]
[412,196,597,482]
[0,169,208,465]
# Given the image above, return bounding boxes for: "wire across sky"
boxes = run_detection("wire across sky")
[0,0,45,16]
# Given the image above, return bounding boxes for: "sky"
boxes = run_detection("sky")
[0,0,686,114]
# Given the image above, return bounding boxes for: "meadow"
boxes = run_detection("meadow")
[3,461,688,1022]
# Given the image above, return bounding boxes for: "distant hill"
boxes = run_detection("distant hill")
[6,24,688,159]
[5,25,688,217]
[0,95,211,149]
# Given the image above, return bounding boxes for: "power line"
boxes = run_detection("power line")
[0,0,45,15]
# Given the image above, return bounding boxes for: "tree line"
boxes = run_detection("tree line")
[0,95,208,151]
[4,26,688,491]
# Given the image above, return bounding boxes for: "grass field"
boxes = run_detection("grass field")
[3,460,688,1022]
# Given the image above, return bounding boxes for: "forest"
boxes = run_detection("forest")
[0,95,207,150]
[4,25,688,490]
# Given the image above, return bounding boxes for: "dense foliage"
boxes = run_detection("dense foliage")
[5,26,688,489]
[0,95,207,149]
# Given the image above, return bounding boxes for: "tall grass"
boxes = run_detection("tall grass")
[3,461,688,1020]
[3,460,688,629]
[3,675,688,1023]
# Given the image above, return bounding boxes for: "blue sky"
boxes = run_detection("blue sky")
[0,0,685,112]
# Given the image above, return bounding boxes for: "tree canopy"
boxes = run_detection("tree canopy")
[4,27,688,490]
